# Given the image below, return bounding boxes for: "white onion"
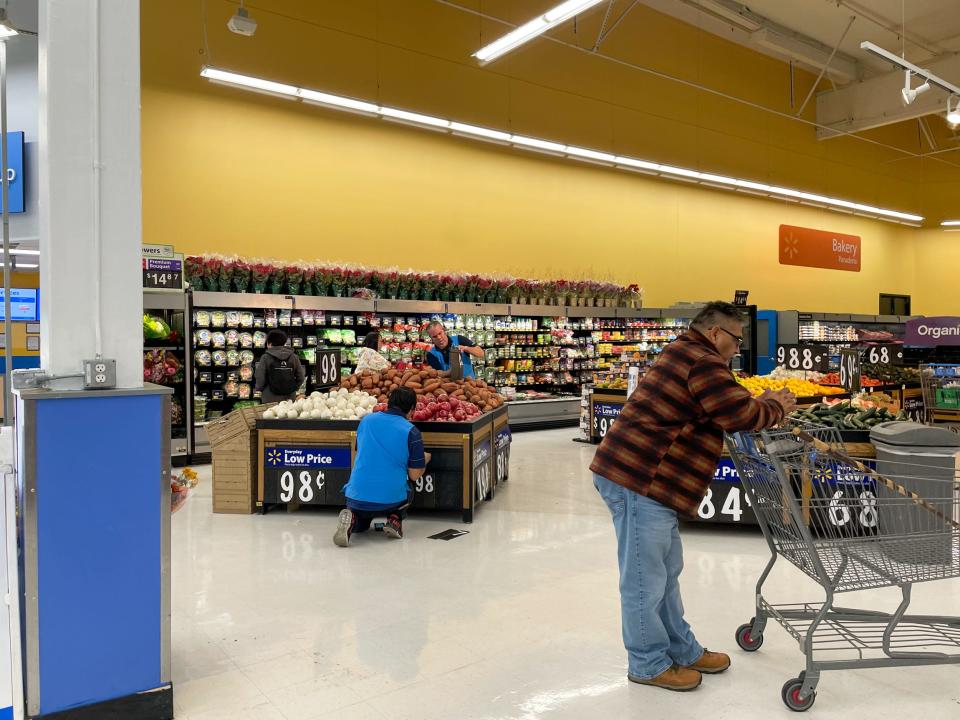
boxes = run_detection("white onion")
[263,409,277,419]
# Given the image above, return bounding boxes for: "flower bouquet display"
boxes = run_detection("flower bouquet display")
[251,262,272,294]
[202,256,222,292]
[269,265,286,295]
[184,256,204,289]
[284,265,304,296]
[171,467,199,514]
[232,261,251,293]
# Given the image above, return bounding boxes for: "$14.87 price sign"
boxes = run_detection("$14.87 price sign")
[142,257,183,291]
[314,350,341,388]
[862,344,904,366]
[776,344,830,372]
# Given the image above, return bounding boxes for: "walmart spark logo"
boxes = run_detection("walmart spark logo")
[267,449,283,466]
[782,233,800,259]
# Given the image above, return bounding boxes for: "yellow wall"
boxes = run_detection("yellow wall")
[0,271,40,357]
[140,0,957,315]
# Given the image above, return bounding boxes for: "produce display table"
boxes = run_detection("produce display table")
[586,388,883,526]
[256,406,510,523]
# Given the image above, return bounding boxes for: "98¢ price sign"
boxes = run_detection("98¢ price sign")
[776,344,830,373]
[314,350,341,388]
[592,402,623,440]
[263,446,351,505]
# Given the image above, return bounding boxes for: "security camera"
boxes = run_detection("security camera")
[901,72,930,105]
[227,5,257,37]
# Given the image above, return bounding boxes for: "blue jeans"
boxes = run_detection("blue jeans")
[594,473,703,679]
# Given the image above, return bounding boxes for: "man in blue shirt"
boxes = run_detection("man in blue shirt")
[424,321,484,379]
[334,387,431,547]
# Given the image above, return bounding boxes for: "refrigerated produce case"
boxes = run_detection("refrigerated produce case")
[143,291,191,464]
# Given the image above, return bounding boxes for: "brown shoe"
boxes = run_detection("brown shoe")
[628,665,702,692]
[684,650,730,674]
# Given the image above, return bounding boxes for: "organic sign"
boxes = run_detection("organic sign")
[779,225,861,272]
[905,317,960,346]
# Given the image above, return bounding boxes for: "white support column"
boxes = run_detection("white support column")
[38,0,141,388]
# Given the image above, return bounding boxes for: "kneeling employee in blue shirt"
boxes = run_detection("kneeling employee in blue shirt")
[334,387,431,547]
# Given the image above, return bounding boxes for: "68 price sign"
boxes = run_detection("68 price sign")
[776,344,830,372]
[863,344,904,366]
[315,350,341,388]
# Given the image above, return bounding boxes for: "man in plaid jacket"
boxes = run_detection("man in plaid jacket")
[590,301,796,692]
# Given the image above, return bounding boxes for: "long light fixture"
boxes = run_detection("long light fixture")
[941,220,960,227]
[11,248,39,256]
[473,0,606,64]
[200,66,925,225]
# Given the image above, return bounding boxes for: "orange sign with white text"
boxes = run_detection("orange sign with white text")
[779,225,861,272]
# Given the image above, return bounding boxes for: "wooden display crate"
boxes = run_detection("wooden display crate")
[210,403,275,514]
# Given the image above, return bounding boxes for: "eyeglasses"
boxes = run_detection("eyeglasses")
[717,327,744,345]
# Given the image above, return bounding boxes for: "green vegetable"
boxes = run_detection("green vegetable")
[143,314,171,340]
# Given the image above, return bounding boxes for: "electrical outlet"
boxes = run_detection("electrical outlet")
[83,359,117,389]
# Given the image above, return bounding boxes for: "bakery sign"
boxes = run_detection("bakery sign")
[905,317,960,346]
[779,225,861,272]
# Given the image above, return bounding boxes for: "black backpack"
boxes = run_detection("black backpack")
[267,355,299,396]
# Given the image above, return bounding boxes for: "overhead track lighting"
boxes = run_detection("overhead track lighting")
[199,66,926,226]
[860,41,960,125]
[947,97,960,126]
[227,1,257,37]
[472,0,606,64]
[0,7,18,39]
[901,72,931,105]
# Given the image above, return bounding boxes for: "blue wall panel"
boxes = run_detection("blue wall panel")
[35,395,162,713]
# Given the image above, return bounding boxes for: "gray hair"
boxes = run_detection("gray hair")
[426,320,445,334]
[691,301,744,330]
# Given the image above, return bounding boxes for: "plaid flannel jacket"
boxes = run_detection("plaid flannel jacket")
[590,328,784,517]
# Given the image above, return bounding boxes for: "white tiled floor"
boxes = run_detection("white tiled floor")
[173,429,960,719]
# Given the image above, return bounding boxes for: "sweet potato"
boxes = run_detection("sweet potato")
[441,382,458,393]
[407,381,423,390]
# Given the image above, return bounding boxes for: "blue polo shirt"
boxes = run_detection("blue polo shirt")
[344,407,425,511]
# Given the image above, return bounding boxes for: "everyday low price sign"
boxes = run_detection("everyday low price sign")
[779,225,861,272]
[263,446,351,504]
[592,402,622,440]
[905,317,960,346]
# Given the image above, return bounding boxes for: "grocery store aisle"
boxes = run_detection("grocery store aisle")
[171,429,960,720]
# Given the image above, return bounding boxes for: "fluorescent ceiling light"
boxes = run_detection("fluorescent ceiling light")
[298,89,377,114]
[615,157,660,171]
[658,165,702,180]
[565,146,615,163]
[473,0,606,63]
[197,67,926,226]
[0,8,18,39]
[449,122,512,142]
[697,173,738,186]
[200,67,298,97]
[379,106,450,128]
[1,263,37,268]
[511,135,567,153]
[11,249,39,256]
[941,220,960,226]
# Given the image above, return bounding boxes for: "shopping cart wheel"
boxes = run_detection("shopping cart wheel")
[781,677,816,712]
[735,622,763,651]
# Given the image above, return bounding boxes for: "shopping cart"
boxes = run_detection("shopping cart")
[725,426,960,711]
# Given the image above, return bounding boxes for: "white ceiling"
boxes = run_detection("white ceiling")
[641,0,960,82]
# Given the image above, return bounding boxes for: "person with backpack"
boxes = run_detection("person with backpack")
[254,330,306,403]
